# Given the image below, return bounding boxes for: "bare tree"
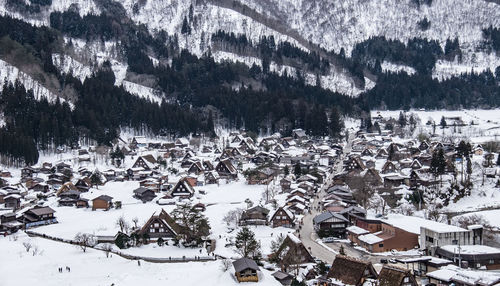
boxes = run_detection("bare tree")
[74,233,96,253]
[31,245,39,256]
[220,259,232,272]
[116,216,129,233]
[132,217,139,229]
[22,242,32,253]
[102,243,113,258]
[222,208,244,228]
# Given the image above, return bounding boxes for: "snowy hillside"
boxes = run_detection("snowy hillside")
[0,59,73,108]
[0,0,499,99]
[236,0,500,55]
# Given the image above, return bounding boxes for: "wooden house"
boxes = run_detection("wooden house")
[384,175,407,189]
[247,168,275,185]
[21,166,37,178]
[187,161,205,175]
[215,159,238,180]
[344,156,366,173]
[205,171,220,185]
[410,159,422,170]
[313,211,350,238]
[56,182,78,196]
[22,206,57,229]
[132,155,157,170]
[271,271,293,286]
[133,187,156,202]
[75,177,92,192]
[239,206,269,226]
[363,168,383,186]
[175,138,189,148]
[137,209,181,241]
[30,183,49,193]
[170,178,195,198]
[327,255,378,286]
[280,177,292,191]
[378,265,418,286]
[233,257,259,282]
[269,207,295,228]
[4,194,21,210]
[92,195,113,211]
[274,234,314,271]
[376,148,389,159]
[379,159,395,173]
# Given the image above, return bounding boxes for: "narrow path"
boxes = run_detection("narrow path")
[297,133,354,263]
[25,230,219,263]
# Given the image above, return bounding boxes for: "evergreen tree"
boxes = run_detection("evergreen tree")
[235,227,260,258]
[398,111,407,127]
[157,237,164,246]
[329,107,344,137]
[294,163,302,177]
[430,149,446,184]
[181,16,191,35]
[284,165,289,176]
[440,116,447,129]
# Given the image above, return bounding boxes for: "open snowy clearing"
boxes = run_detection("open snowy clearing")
[0,233,281,286]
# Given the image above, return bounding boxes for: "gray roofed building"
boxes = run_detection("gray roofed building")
[233,257,259,273]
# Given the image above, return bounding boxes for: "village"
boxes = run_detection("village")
[1,110,500,286]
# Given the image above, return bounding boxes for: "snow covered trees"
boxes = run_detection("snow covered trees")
[74,233,96,253]
[172,203,210,246]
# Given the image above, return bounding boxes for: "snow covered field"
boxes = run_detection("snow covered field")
[373,109,500,143]
[0,233,281,286]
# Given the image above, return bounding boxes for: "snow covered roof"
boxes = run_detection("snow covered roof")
[313,211,349,224]
[427,265,500,285]
[358,233,384,245]
[381,214,467,235]
[287,233,302,244]
[346,225,369,235]
[440,245,500,255]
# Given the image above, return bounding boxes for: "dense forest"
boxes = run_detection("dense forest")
[359,70,500,110]
[483,26,500,52]
[48,11,354,136]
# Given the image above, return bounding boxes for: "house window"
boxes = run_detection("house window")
[378,243,384,247]
[154,223,159,227]
[426,236,434,243]
[452,239,458,245]
[150,228,156,233]
[404,277,409,283]
[159,228,164,232]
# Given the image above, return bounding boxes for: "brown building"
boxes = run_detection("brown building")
[378,265,418,286]
[274,234,314,271]
[356,222,419,253]
[233,257,259,282]
[327,255,377,286]
[92,195,113,210]
[269,207,295,228]
[137,209,181,240]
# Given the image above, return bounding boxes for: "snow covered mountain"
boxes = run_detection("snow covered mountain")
[0,0,498,99]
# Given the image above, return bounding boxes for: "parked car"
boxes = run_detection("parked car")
[380,259,388,264]
[322,237,336,243]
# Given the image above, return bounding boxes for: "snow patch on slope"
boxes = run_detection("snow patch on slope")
[52,53,93,81]
[381,61,416,75]
[213,51,262,68]
[433,51,500,80]
[122,81,164,104]
[0,59,74,108]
